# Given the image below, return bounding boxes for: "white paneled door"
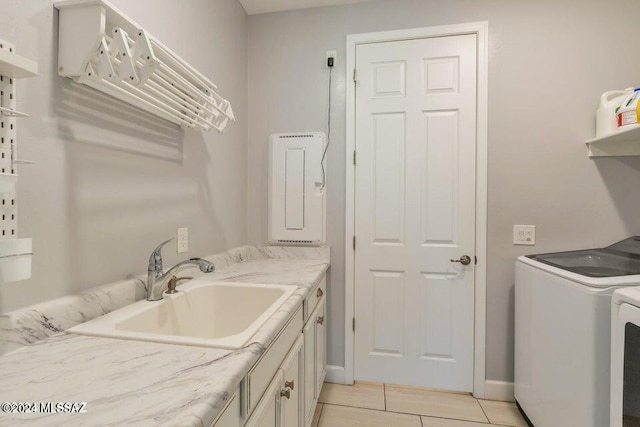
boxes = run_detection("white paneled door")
[354,34,477,391]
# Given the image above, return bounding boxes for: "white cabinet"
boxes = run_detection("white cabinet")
[303,296,327,425]
[247,337,304,427]
[211,391,241,427]
[279,336,303,427]
[247,308,303,414]
[303,311,316,424]
[245,371,282,427]
[314,299,327,399]
[217,275,327,427]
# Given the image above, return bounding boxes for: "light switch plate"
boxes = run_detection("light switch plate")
[514,225,535,246]
[177,227,188,253]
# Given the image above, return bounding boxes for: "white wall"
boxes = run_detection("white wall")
[0,0,248,313]
[247,0,640,382]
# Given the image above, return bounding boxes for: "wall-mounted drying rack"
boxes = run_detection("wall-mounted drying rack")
[54,0,235,133]
[0,38,37,283]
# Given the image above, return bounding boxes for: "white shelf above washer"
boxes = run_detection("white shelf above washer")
[0,48,37,79]
[586,125,640,158]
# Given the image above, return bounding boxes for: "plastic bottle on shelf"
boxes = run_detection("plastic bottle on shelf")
[616,88,640,130]
[597,88,634,137]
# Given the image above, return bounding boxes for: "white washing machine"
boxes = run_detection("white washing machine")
[515,237,640,427]
[611,286,640,426]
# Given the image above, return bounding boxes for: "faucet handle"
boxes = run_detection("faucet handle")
[148,238,174,271]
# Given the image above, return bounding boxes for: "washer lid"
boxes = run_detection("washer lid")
[527,249,640,278]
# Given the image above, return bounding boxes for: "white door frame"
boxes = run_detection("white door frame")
[344,22,489,398]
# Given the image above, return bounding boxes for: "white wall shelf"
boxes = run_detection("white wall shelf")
[586,125,640,158]
[0,48,37,79]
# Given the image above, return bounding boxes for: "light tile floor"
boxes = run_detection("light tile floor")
[315,382,528,427]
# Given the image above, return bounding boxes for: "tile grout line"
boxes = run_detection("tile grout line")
[321,382,520,426]
[321,402,495,425]
[383,383,387,411]
[317,402,325,426]
[476,398,492,425]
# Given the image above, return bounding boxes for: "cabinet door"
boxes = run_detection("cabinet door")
[211,391,240,427]
[303,307,317,424]
[314,298,327,398]
[280,336,303,427]
[245,371,282,427]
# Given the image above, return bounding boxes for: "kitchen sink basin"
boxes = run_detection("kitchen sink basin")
[68,280,297,349]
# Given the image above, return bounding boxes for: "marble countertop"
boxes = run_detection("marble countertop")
[0,246,329,426]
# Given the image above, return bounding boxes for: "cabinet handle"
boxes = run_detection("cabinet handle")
[285,380,295,390]
[317,288,324,298]
[317,316,324,325]
[280,388,291,399]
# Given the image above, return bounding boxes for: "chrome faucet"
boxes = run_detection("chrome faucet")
[146,239,215,301]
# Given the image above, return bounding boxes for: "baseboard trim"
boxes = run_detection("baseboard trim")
[325,365,346,384]
[483,380,514,402]
[324,366,512,401]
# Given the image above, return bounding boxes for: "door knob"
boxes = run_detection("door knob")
[450,255,472,266]
[280,388,291,399]
[285,380,295,390]
[317,288,324,298]
[317,316,325,325]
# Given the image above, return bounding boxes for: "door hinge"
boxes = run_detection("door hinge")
[353,236,356,250]
[353,68,357,83]
[352,317,355,332]
[353,150,356,166]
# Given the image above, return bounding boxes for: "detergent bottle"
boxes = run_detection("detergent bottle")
[597,88,634,137]
[616,88,640,130]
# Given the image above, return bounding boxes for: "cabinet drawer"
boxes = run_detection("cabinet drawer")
[304,275,326,323]
[247,306,303,415]
[211,391,240,427]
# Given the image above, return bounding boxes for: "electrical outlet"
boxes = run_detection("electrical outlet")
[326,50,337,66]
[514,225,535,246]
[177,227,188,253]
